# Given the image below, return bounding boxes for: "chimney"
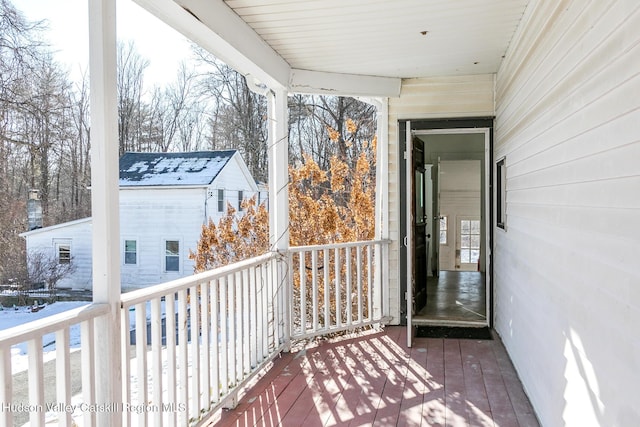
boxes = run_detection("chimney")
[27,189,43,230]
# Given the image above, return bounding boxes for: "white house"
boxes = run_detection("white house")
[20,150,263,290]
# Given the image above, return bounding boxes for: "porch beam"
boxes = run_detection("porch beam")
[134,0,290,90]
[290,69,401,98]
[88,0,122,425]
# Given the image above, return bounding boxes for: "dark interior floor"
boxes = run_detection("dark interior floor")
[416,270,486,323]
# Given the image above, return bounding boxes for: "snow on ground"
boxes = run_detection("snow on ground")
[0,301,88,374]
[0,301,88,331]
[4,300,195,427]
[1,300,177,374]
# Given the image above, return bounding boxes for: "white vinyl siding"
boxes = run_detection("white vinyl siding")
[389,75,495,120]
[494,1,640,425]
[21,219,93,290]
[117,155,258,288]
[119,188,202,286]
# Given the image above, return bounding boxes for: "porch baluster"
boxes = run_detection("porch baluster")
[55,328,72,427]
[134,303,147,427]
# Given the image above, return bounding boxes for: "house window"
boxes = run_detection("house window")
[165,240,180,272]
[217,189,225,212]
[124,240,137,265]
[57,244,71,264]
[496,158,506,229]
[238,190,244,211]
[460,219,481,264]
[439,216,448,245]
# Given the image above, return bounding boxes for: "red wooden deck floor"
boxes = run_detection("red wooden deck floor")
[204,327,539,427]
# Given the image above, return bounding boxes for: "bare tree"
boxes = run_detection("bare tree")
[195,48,268,181]
[0,192,26,286]
[153,61,201,152]
[20,249,76,301]
[0,0,47,285]
[117,40,149,155]
[0,0,46,198]
[11,55,74,223]
[65,71,92,219]
[288,95,376,169]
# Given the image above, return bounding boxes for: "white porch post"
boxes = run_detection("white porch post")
[267,89,290,348]
[373,98,390,320]
[89,0,122,425]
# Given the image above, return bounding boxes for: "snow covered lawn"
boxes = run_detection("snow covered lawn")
[0,300,200,426]
[0,301,88,374]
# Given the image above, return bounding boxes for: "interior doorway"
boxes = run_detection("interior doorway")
[438,160,482,271]
[400,119,492,341]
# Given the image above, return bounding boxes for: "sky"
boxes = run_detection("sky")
[14,0,193,87]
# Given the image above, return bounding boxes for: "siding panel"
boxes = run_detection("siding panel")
[22,219,93,290]
[494,1,640,425]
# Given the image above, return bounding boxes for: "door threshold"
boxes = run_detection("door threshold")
[412,318,487,328]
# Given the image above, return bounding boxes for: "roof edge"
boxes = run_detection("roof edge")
[19,217,93,238]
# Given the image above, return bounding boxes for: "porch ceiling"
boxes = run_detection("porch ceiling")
[135,0,530,96]
[225,0,529,78]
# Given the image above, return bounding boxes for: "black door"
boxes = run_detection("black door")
[413,137,428,312]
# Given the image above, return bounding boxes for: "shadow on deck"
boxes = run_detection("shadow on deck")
[204,326,539,426]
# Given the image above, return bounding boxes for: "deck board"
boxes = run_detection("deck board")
[205,327,539,427]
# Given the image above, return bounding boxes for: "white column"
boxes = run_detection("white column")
[374,98,390,320]
[267,89,290,349]
[267,89,289,251]
[89,0,122,425]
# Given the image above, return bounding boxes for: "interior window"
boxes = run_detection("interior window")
[439,216,448,245]
[460,219,481,264]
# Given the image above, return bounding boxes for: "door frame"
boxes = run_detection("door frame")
[400,118,494,346]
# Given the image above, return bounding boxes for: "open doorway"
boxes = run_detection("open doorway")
[438,160,481,271]
[419,159,486,323]
[400,119,492,338]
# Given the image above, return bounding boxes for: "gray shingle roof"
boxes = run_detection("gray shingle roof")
[119,150,236,187]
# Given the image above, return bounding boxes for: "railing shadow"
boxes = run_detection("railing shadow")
[214,326,532,427]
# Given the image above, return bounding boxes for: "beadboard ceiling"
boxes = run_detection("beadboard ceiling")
[222,0,530,78]
[137,0,530,94]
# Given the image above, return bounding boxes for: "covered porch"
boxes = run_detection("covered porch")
[2,0,638,426]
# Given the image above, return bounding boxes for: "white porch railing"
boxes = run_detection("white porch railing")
[0,240,388,426]
[288,240,387,340]
[0,303,110,427]
[119,251,287,427]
